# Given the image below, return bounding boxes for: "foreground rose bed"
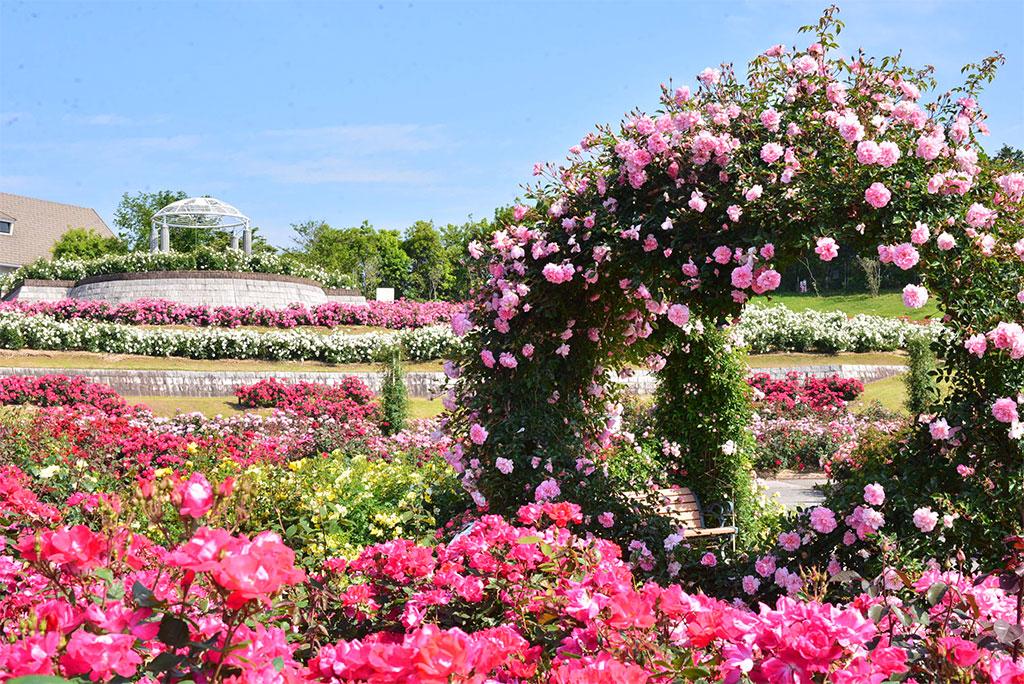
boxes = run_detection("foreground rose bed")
[2,482,1023,682]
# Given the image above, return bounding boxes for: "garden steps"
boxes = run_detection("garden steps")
[0,363,908,398]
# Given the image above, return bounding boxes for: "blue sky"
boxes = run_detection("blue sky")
[2,0,1022,248]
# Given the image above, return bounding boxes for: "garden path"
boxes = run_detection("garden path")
[760,474,827,511]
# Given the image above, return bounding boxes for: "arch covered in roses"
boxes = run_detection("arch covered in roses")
[443,8,1023,539]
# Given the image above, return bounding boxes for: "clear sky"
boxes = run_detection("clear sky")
[2,0,1022,248]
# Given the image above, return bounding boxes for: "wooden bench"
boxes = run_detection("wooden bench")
[627,487,737,541]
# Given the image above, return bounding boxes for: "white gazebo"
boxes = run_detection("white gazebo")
[150,197,253,254]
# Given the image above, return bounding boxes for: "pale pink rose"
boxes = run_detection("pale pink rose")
[877,244,894,264]
[742,575,760,594]
[697,67,720,85]
[929,418,951,440]
[815,237,839,262]
[964,333,987,358]
[730,265,753,289]
[513,204,528,221]
[913,507,938,533]
[855,140,879,165]
[760,108,781,131]
[778,531,801,552]
[494,457,514,474]
[682,262,699,277]
[809,507,837,534]
[521,343,534,358]
[793,54,817,75]
[534,478,561,502]
[700,552,717,567]
[451,312,473,337]
[726,204,742,222]
[891,243,920,271]
[837,114,865,142]
[469,423,489,445]
[992,397,1019,424]
[688,190,707,212]
[712,245,733,264]
[902,284,928,309]
[760,243,775,259]
[965,203,997,228]
[877,141,901,167]
[936,232,956,250]
[667,304,690,327]
[597,512,614,528]
[863,483,885,506]
[910,222,930,245]
[498,352,518,369]
[865,182,892,209]
[755,269,782,292]
[760,142,784,164]
[480,349,495,368]
[744,184,763,201]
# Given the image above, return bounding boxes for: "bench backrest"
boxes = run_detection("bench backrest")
[653,486,704,529]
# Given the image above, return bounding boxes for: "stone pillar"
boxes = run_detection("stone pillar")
[149,225,159,252]
[243,227,252,255]
[229,233,239,250]
[160,225,170,252]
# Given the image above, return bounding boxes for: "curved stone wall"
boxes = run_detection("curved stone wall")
[6,271,369,308]
[64,271,333,308]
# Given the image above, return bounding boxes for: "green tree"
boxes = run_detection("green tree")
[51,228,126,260]
[402,220,450,300]
[113,190,188,251]
[440,216,492,301]
[376,229,411,295]
[993,144,1024,167]
[291,220,407,295]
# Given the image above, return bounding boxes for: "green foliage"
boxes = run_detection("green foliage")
[114,190,187,250]
[379,347,408,435]
[402,220,451,300]
[51,228,126,260]
[291,220,409,296]
[904,335,938,415]
[235,451,465,567]
[653,327,760,544]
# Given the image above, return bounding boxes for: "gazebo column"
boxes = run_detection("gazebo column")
[149,225,159,252]
[243,227,252,255]
[230,233,239,250]
[160,225,170,252]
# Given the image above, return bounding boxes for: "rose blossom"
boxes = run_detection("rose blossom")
[760,142,784,164]
[814,237,839,262]
[992,397,1019,424]
[864,483,885,506]
[929,418,952,440]
[964,333,987,358]
[902,284,928,309]
[469,423,489,445]
[936,232,956,250]
[865,182,892,209]
[913,507,939,533]
[809,507,837,534]
[494,457,514,474]
[700,552,717,567]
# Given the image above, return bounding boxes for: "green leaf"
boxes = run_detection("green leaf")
[132,581,159,608]
[925,582,948,606]
[516,535,542,545]
[273,657,285,673]
[158,614,190,648]
[9,677,74,684]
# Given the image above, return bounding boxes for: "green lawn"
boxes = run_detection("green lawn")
[744,351,906,368]
[126,394,444,419]
[851,374,909,414]
[764,292,940,321]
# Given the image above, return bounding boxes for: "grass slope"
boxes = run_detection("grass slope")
[763,292,940,320]
[128,394,443,419]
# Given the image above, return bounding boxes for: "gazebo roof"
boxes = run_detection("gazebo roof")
[151,197,250,230]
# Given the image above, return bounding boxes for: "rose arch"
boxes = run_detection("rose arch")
[443,10,1023,556]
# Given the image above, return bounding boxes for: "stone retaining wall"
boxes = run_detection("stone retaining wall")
[0,364,907,400]
[4,272,368,308]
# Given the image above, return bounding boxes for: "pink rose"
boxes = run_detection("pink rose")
[929,418,951,440]
[809,507,837,534]
[469,423,489,445]
[744,184,763,201]
[902,284,928,309]
[700,552,717,567]
[815,237,839,262]
[712,245,733,264]
[760,142,784,164]
[863,483,885,506]
[877,141,901,167]
[891,243,920,270]
[667,304,690,327]
[855,140,879,165]
[992,397,1019,424]
[964,333,987,358]
[730,265,753,289]
[936,232,956,250]
[913,507,938,533]
[865,182,892,209]
[910,222,930,245]
[178,473,214,519]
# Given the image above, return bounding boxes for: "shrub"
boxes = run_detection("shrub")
[748,371,864,412]
[905,334,938,415]
[234,376,378,423]
[378,347,408,435]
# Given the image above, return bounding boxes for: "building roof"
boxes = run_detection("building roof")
[0,192,114,268]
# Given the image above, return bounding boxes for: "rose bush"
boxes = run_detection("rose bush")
[0,297,460,330]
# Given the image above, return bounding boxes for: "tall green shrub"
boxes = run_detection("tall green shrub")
[904,335,937,416]
[379,347,408,435]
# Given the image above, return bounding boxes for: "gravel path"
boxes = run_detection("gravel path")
[760,474,827,511]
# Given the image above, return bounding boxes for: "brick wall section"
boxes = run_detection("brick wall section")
[0,364,906,399]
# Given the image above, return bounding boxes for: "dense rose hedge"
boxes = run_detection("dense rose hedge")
[0,373,128,414]
[748,371,864,411]
[235,377,379,423]
[0,297,460,330]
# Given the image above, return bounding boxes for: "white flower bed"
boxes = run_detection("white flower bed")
[739,304,949,354]
[0,311,457,363]
[0,305,949,363]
